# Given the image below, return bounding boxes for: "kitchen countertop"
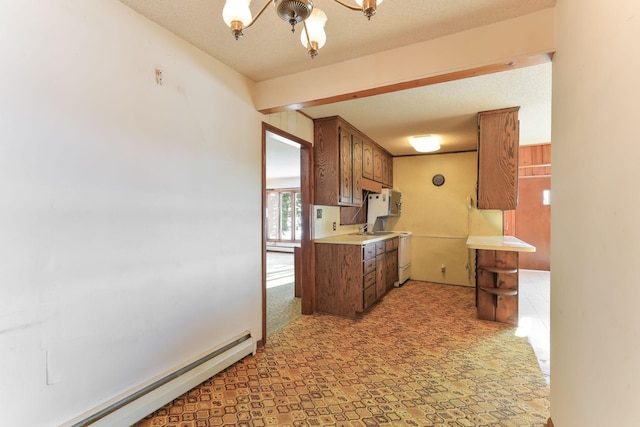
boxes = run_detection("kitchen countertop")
[314,232,400,245]
[466,235,536,252]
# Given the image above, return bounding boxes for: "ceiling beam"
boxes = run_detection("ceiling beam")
[255,8,556,114]
[258,53,553,114]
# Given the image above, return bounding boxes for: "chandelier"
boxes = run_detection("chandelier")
[222,0,383,58]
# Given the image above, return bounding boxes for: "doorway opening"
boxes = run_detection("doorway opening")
[262,123,313,344]
[504,143,551,383]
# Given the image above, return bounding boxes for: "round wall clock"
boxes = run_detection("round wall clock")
[432,174,445,186]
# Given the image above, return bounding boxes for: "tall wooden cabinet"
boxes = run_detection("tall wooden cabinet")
[477,107,520,210]
[314,116,393,211]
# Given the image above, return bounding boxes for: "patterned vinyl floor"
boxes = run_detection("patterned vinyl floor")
[135,281,550,427]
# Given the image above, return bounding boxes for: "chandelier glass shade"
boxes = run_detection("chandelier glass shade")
[300,9,327,58]
[222,0,253,39]
[222,0,383,58]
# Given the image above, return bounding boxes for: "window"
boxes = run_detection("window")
[267,189,302,241]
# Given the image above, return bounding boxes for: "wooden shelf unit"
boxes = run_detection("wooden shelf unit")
[476,250,519,326]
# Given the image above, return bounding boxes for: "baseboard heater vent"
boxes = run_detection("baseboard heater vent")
[62,331,256,427]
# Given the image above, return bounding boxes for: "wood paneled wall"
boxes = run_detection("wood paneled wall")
[519,143,551,177]
[507,142,551,270]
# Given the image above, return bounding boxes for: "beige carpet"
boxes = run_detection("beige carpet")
[267,281,301,337]
[135,281,549,426]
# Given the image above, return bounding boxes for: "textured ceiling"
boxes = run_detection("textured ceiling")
[118,0,555,82]
[118,0,555,157]
[301,62,552,156]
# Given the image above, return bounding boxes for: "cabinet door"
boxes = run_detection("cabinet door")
[381,154,389,187]
[339,126,353,205]
[340,205,366,225]
[373,146,383,183]
[376,255,386,298]
[313,118,340,206]
[477,107,519,209]
[386,249,398,290]
[385,154,393,187]
[315,243,362,318]
[362,139,374,180]
[352,135,363,205]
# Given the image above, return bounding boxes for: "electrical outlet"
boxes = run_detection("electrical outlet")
[317,208,322,219]
[441,264,446,273]
[332,222,336,231]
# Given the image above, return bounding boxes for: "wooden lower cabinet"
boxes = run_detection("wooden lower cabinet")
[375,241,386,298]
[386,249,398,291]
[385,237,399,290]
[315,237,398,318]
[376,255,386,299]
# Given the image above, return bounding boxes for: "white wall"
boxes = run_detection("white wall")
[0,1,263,426]
[552,1,640,425]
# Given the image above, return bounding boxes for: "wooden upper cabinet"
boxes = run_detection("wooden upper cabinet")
[339,126,353,205]
[362,138,374,180]
[314,116,391,209]
[477,107,520,210]
[373,146,383,183]
[314,118,341,206]
[352,134,363,205]
[381,151,393,187]
[314,116,363,207]
[372,145,393,187]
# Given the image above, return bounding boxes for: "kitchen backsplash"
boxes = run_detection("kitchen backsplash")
[313,205,361,239]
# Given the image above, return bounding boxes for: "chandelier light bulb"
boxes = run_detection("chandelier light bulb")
[223,0,253,38]
[301,8,327,57]
[221,0,382,57]
[355,0,382,19]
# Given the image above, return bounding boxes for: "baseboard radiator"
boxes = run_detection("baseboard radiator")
[62,331,256,427]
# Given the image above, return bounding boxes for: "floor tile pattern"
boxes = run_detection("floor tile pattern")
[135,281,549,427]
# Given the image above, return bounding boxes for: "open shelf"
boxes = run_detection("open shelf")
[479,266,518,274]
[479,287,518,296]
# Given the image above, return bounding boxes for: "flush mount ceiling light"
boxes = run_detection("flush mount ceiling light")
[222,0,383,58]
[409,135,441,153]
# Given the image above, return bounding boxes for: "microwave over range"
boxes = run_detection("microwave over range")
[367,189,401,225]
